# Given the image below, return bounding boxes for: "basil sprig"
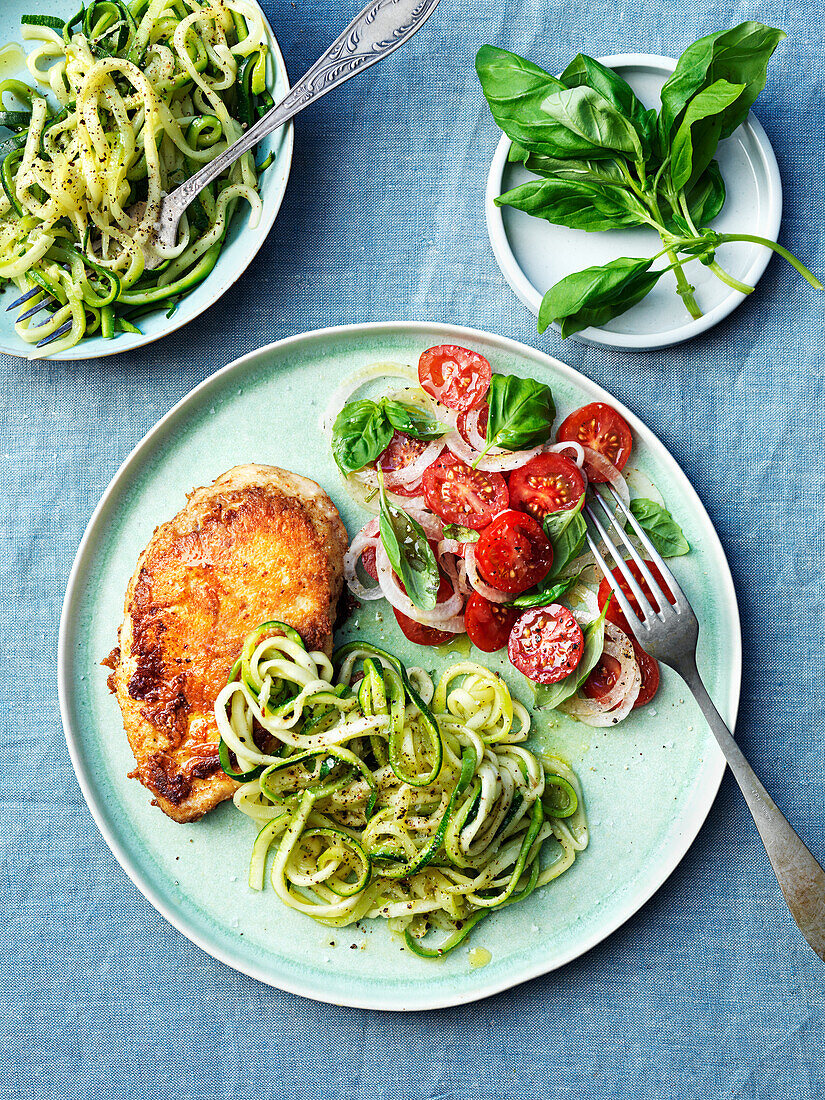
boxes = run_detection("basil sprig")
[630,498,689,557]
[476,24,822,338]
[477,373,555,462]
[377,472,440,611]
[332,397,445,476]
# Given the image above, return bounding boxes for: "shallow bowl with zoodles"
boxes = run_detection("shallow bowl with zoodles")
[0,0,292,359]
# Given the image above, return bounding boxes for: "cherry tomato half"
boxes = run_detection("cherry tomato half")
[464,591,518,653]
[418,345,491,413]
[422,453,509,530]
[582,640,660,709]
[582,652,621,702]
[379,431,438,496]
[508,452,585,521]
[508,605,584,684]
[361,546,377,581]
[556,402,632,483]
[393,574,455,647]
[597,559,675,638]
[633,643,660,707]
[474,510,553,594]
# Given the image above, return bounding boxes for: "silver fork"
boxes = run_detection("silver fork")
[585,483,825,961]
[5,0,442,348]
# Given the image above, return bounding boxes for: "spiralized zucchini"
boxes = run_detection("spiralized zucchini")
[216,624,588,958]
[0,0,273,354]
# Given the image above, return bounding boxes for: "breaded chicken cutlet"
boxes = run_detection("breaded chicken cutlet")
[105,464,348,823]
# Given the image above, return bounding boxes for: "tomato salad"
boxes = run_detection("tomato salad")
[329,344,688,727]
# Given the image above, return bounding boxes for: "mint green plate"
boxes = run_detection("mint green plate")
[58,322,740,1010]
[0,0,292,361]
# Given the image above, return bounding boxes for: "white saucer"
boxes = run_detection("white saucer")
[485,53,782,350]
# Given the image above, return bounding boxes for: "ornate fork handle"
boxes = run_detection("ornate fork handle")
[155,0,441,246]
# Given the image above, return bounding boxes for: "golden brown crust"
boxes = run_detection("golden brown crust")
[109,464,348,823]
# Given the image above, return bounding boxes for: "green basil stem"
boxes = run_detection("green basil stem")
[705,260,755,295]
[674,189,754,296]
[714,235,824,290]
[666,248,702,318]
[622,168,703,320]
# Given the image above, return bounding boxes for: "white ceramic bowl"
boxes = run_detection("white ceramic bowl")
[0,0,293,361]
[485,53,783,350]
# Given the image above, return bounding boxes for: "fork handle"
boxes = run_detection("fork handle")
[676,655,825,960]
[160,0,440,227]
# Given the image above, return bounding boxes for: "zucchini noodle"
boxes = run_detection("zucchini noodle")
[216,623,588,958]
[0,0,273,354]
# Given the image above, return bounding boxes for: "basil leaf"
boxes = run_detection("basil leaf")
[510,571,580,610]
[560,53,656,157]
[332,399,392,476]
[475,45,566,154]
[538,256,665,337]
[542,494,584,542]
[495,176,646,232]
[523,153,627,185]
[484,373,556,453]
[669,79,745,190]
[659,21,785,143]
[381,399,445,440]
[534,601,609,709]
[629,498,689,557]
[532,85,644,160]
[476,45,642,160]
[660,160,725,234]
[378,477,440,611]
[545,500,587,578]
[507,140,531,164]
[442,524,480,543]
[686,160,726,225]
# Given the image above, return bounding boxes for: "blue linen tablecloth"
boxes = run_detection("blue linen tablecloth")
[2,0,823,1096]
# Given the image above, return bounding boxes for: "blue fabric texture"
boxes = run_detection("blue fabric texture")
[2,0,823,1096]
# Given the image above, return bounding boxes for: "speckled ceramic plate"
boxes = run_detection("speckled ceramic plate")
[58,322,741,1010]
[0,0,292,361]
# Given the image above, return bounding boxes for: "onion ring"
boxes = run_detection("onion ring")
[560,623,641,725]
[463,544,511,604]
[374,541,465,627]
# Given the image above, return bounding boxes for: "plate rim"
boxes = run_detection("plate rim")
[57,320,742,1010]
[0,0,294,362]
[484,52,783,350]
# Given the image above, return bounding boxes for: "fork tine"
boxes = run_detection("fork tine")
[584,501,661,623]
[602,483,690,612]
[583,528,651,642]
[35,318,73,348]
[6,285,42,311]
[16,297,52,323]
[588,490,677,620]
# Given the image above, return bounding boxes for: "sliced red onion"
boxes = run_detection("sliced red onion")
[461,406,488,451]
[344,520,382,601]
[581,446,630,507]
[322,362,417,432]
[384,437,444,487]
[437,542,474,599]
[403,507,444,541]
[348,467,425,512]
[547,440,585,468]
[561,622,641,726]
[463,544,511,604]
[374,541,465,628]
